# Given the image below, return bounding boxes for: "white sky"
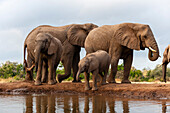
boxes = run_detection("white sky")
[0,0,170,70]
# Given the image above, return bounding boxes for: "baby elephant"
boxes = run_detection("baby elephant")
[34,33,63,85]
[76,50,111,91]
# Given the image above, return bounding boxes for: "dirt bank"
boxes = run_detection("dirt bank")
[0,81,170,100]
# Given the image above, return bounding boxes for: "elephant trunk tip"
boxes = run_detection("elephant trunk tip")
[76,71,81,81]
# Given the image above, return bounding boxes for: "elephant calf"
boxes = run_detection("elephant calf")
[34,33,63,85]
[162,44,170,82]
[76,50,111,91]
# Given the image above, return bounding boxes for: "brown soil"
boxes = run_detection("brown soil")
[0,81,170,100]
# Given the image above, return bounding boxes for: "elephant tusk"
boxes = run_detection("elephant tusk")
[149,47,157,52]
[34,49,36,53]
[26,64,35,71]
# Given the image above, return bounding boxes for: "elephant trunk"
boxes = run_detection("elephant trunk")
[148,43,159,61]
[76,70,81,81]
[162,63,167,82]
[35,45,42,72]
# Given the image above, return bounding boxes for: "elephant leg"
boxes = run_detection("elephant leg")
[57,44,74,83]
[121,52,133,84]
[41,59,48,83]
[92,70,98,91]
[48,59,55,85]
[162,63,168,82]
[53,60,60,83]
[99,72,103,85]
[107,58,119,83]
[72,48,81,82]
[58,57,72,83]
[84,72,90,90]
[25,55,34,81]
[101,71,107,85]
[35,58,43,85]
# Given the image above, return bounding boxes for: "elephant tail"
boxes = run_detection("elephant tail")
[23,43,27,73]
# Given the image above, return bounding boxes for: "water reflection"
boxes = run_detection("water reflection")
[23,94,131,113]
[162,101,167,113]
[0,94,166,113]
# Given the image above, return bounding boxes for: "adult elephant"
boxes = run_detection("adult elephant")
[162,44,170,82]
[85,23,160,83]
[24,23,98,82]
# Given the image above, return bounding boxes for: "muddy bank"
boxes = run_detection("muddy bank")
[0,81,170,100]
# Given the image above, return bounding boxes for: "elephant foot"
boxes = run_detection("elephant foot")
[85,87,91,91]
[48,80,56,85]
[101,81,107,85]
[72,79,82,83]
[35,81,42,85]
[57,74,63,83]
[41,79,47,83]
[121,79,131,84]
[107,78,116,83]
[24,79,34,82]
[92,87,98,91]
[25,76,34,82]
[54,79,57,83]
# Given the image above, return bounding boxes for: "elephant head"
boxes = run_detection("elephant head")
[114,23,160,61]
[162,45,170,82]
[67,23,98,47]
[34,33,57,71]
[76,55,99,81]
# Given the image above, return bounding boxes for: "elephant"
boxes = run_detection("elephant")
[34,33,63,85]
[76,50,111,91]
[162,44,170,82]
[85,23,160,84]
[23,23,98,82]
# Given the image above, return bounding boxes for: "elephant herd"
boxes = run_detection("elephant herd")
[23,22,169,90]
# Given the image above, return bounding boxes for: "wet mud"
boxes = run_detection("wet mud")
[0,81,170,100]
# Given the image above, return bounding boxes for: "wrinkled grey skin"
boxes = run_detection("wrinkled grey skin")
[162,45,170,82]
[85,23,160,84]
[76,50,111,91]
[23,23,98,82]
[34,33,62,85]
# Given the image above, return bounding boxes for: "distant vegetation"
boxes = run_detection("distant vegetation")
[0,61,170,82]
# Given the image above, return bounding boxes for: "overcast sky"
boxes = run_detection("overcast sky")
[0,0,170,70]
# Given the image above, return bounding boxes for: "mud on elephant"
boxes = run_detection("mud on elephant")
[76,50,111,91]
[162,44,170,82]
[85,23,160,84]
[23,23,98,82]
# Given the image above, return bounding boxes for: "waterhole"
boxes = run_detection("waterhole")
[0,94,170,113]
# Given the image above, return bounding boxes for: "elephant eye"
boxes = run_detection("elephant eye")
[144,36,147,39]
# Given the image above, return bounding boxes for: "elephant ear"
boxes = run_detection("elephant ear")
[87,56,99,73]
[67,25,88,47]
[114,24,140,50]
[48,38,57,55]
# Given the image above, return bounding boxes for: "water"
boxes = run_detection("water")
[0,94,170,113]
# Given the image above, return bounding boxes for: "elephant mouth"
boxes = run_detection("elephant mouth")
[140,46,145,50]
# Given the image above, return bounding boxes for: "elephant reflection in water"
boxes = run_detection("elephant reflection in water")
[36,95,56,113]
[56,95,80,113]
[162,101,167,113]
[25,95,55,113]
[85,96,129,113]
[25,96,33,113]
[24,95,131,113]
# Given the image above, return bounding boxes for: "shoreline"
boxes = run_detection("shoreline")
[0,81,170,100]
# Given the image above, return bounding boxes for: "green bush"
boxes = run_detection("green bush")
[1,61,170,82]
[0,61,25,79]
